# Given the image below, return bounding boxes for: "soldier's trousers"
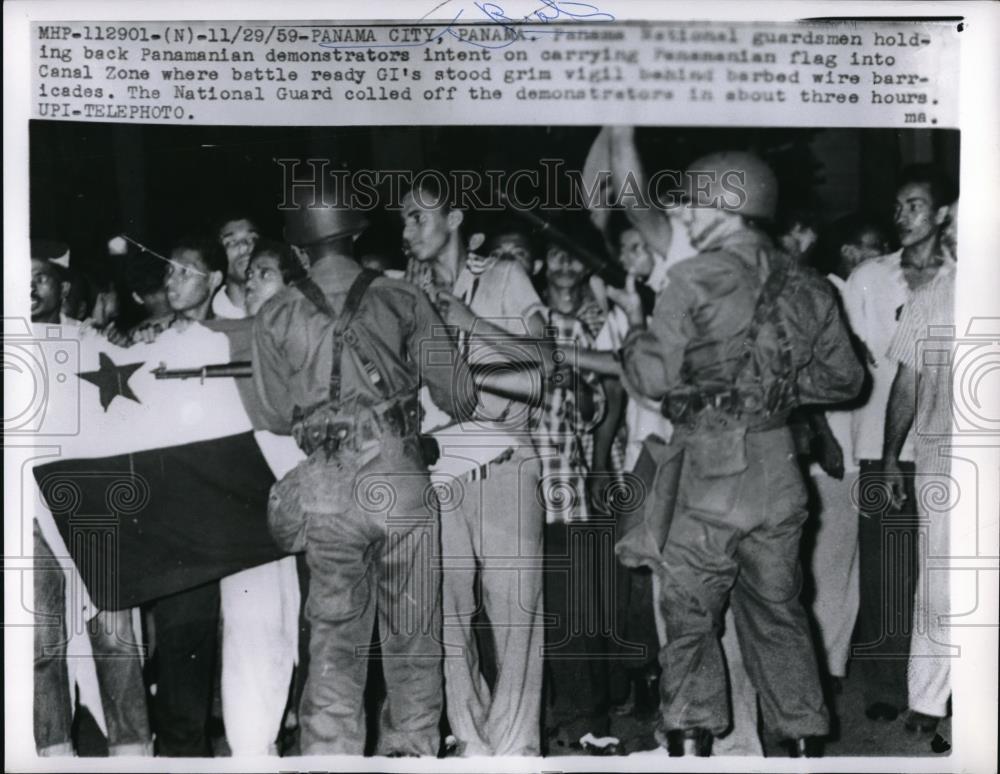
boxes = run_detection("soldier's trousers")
[657,427,830,740]
[268,434,442,756]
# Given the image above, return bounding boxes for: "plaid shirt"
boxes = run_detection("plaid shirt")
[534,301,616,524]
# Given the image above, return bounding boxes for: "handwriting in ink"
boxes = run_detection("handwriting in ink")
[317,0,615,51]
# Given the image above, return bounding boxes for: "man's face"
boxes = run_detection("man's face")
[30,258,65,321]
[780,223,818,260]
[218,218,259,285]
[401,192,452,262]
[487,231,535,274]
[681,203,732,251]
[545,245,587,289]
[841,229,887,275]
[893,182,946,248]
[244,252,285,316]
[165,249,219,318]
[618,228,654,278]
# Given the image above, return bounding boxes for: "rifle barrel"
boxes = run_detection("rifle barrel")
[153,361,253,380]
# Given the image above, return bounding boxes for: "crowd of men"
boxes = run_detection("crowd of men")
[31,125,958,759]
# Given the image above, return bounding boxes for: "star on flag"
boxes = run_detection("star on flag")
[76,352,144,411]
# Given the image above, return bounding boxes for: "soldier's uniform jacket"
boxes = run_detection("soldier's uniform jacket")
[251,252,475,437]
[622,227,863,417]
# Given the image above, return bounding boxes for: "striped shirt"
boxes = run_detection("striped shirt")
[886,262,955,472]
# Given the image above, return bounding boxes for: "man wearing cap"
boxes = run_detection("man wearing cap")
[610,133,863,757]
[251,183,476,756]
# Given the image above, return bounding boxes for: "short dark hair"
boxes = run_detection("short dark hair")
[213,212,259,240]
[816,212,888,274]
[400,170,452,211]
[897,164,958,209]
[774,205,822,238]
[250,238,306,285]
[32,255,67,284]
[172,237,226,275]
[62,265,93,320]
[484,214,542,257]
[606,210,639,251]
[124,252,167,296]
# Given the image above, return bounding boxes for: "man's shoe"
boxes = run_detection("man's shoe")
[904,710,941,734]
[782,736,824,758]
[865,701,900,721]
[657,727,713,757]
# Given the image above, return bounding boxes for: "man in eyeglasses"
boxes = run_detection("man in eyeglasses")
[149,236,227,755]
[164,238,226,323]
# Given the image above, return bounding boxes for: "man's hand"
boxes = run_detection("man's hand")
[882,459,907,511]
[435,291,476,331]
[861,340,878,368]
[588,472,612,515]
[127,316,186,345]
[606,274,645,329]
[105,324,134,348]
[815,432,845,480]
[608,125,635,141]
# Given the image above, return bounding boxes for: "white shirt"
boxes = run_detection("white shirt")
[212,285,246,320]
[842,251,914,463]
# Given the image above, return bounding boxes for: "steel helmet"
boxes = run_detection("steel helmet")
[684,152,778,221]
[282,178,369,247]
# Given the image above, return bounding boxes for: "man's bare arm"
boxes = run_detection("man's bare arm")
[609,126,674,256]
[883,363,917,506]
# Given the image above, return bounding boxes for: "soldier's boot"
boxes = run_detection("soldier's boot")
[656,725,713,757]
[782,736,824,758]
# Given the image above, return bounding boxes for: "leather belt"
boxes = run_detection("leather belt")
[292,395,420,457]
[662,387,789,434]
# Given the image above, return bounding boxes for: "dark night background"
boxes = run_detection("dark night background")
[29,120,958,284]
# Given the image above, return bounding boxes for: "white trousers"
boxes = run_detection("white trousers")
[907,460,952,718]
[219,430,304,756]
[220,556,300,755]
[809,470,861,677]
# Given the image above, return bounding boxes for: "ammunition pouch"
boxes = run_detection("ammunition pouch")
[291,395,420,458]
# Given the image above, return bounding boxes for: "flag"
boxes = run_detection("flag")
[29,320,288,611]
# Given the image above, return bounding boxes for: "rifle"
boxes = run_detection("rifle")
[152,361,252,384]
[495,190,657,315]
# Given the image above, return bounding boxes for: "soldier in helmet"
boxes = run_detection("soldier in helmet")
[251,181,477,755]
[609,130,864,757]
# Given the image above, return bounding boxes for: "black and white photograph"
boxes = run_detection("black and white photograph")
[5,4,998,773]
